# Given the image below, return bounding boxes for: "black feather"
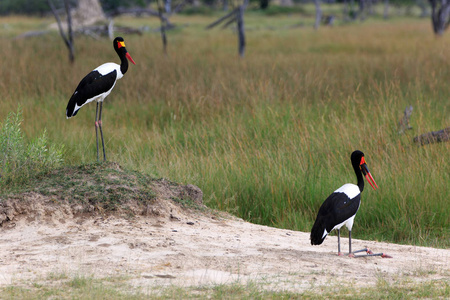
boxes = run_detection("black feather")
[310,192,361,245]
[66,70,117,118]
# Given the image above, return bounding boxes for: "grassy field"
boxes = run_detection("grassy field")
[1,272,448,299]
[0,12,449,251]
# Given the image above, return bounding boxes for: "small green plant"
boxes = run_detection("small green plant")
[67,275,90,289]
[0,107,63,187]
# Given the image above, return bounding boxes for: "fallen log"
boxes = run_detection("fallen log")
[14,30,50,39]
[413,127,450,145]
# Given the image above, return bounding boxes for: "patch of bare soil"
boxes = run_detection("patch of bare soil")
[0,166,449,293]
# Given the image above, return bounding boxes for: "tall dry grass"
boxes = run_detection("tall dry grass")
[0,15,448,247]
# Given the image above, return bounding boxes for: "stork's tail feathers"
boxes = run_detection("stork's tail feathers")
[66,94,80,119]
[310,217,327,245]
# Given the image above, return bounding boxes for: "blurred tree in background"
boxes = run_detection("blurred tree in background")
[0,0,423,15]
[0,0,150,15]
[0,0,441,34]
[0,0,53,15]
[100,0,150,11]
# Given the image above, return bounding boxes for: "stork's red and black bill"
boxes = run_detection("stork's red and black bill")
[360,157,378,190]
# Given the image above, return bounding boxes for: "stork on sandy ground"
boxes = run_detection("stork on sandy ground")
[66,37,136,161]
[310,150,391,258]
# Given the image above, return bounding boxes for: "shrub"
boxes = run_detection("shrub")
[0,107,63,187]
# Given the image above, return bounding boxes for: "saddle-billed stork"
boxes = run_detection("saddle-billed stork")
[310,150,391,258]
[66,37,136,161]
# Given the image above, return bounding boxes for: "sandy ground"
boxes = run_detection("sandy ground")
[0,199,449,294]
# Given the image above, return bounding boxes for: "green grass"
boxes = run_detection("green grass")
[0,15,449,249]
[1,273,448,299]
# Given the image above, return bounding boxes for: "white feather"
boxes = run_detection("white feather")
[334,183,360,199]
[95,62,123,79]
[332,214,357,232]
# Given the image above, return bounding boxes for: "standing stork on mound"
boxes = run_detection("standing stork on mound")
[310,150,391,258]
[66,37,136,161]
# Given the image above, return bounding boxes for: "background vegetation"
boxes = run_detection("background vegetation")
[0,107,63,186]
[0,0,149,15]
[0,0,429,15]
[0,11,448,249]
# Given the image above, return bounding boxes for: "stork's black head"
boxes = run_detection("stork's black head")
[113,37,136,66]
[351,150,364,166]
[351,150,378,190]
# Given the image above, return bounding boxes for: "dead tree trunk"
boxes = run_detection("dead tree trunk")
[237,5,245,57]
[384,0,389,19]
[157,0,168,55]
[314,0,322,30]
[206,0,248,57]
[429,0,450,35]
[413,127,450,145]
[48,0,74,63]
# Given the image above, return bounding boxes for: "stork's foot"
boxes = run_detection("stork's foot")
[348,248,392,258]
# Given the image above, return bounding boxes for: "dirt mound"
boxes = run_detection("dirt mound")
[0,162,204,227]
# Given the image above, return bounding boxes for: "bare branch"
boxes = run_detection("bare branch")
[206,8,239,29]
[48,0,68,46]
[65,0,74,61]
[48,0,74,63]
[221,15,237,30]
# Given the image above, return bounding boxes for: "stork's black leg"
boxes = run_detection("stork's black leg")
[347,230,392,258]
[348,230,370,257]
[95,102,100,162]
[349,230,352,255]
[337,229,342,255]
[98,102,106,161]
[352,248,393,258]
